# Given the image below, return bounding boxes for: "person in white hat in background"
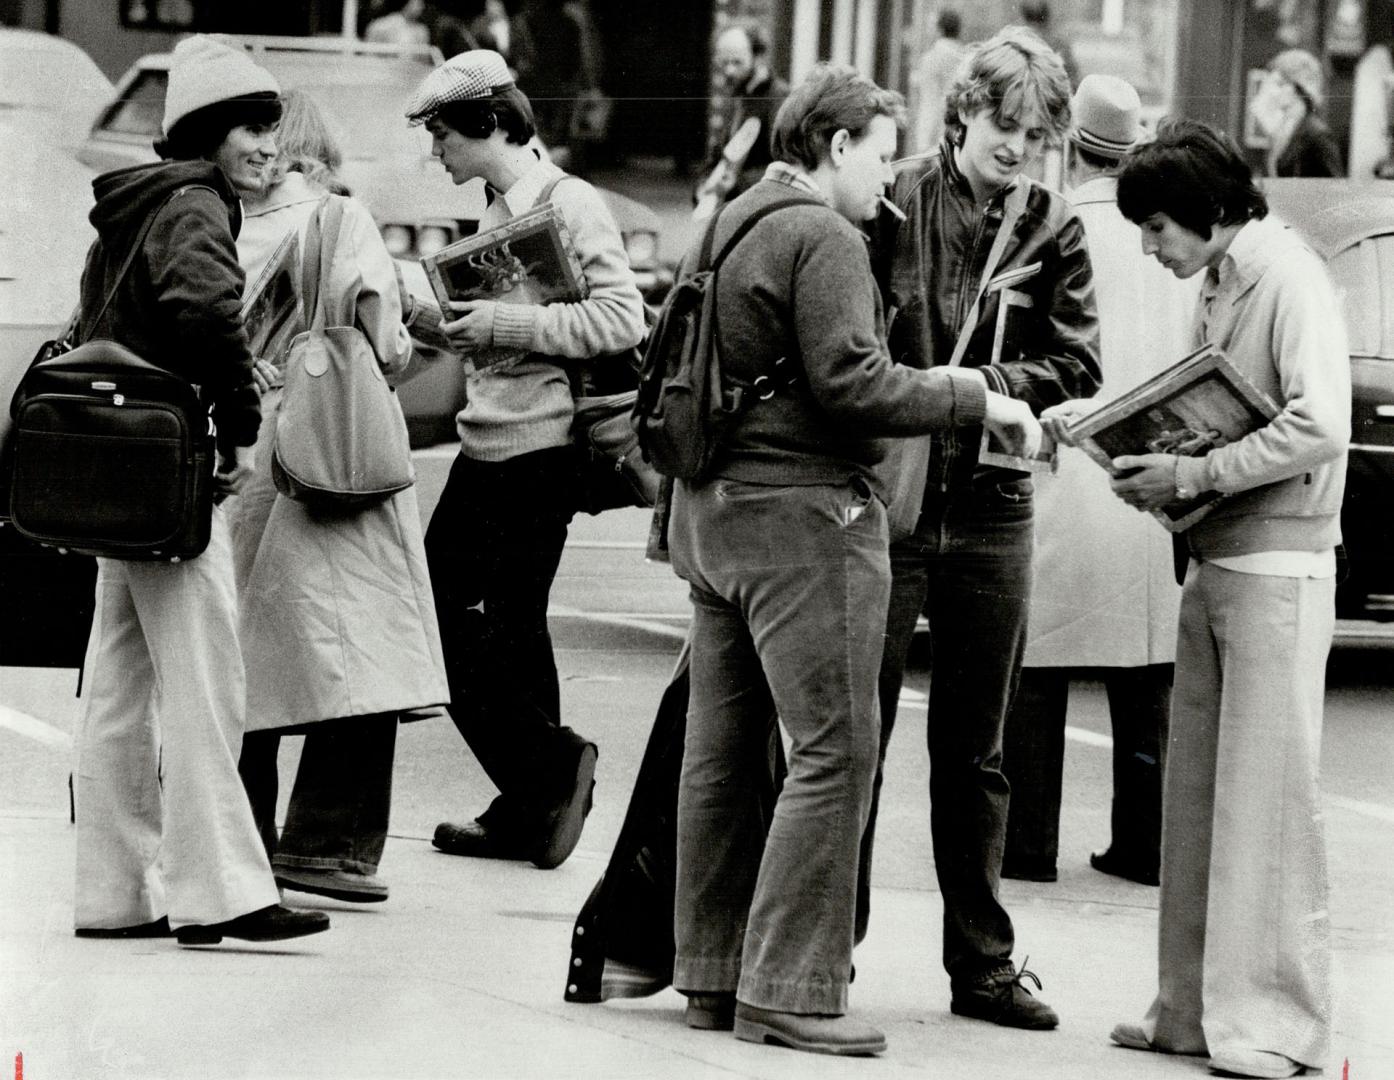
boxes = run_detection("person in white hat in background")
[402,51,645,869]
[1249,47,1345,177]
[72,33,330,948]
[1000,75,1198,889]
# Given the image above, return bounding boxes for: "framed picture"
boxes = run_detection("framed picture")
[420,204,587,370]
[1067,345,1280,532]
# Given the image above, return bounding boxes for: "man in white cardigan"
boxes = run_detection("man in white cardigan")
[403,50,646,870]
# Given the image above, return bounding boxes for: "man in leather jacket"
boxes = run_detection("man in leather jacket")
[860,25,1101,1030]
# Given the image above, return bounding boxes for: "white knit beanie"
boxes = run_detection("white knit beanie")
[162,35,281,137]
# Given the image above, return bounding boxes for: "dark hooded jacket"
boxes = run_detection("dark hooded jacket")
[80,160,260,455]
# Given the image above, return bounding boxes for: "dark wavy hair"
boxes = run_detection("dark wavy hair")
[154,92,282,161]
[435,86,535,146]
[1117,117,1267,239]
[771,63,905,172]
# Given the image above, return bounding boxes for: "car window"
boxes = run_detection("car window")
[1327,235,1394,361]
[98,69,167,138]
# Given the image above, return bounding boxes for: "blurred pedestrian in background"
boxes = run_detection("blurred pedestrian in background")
[230,89,449,907]
[908,7,967,155]
[693,23,789,218]
[73,35,328,948]
[1093,117,1348,1080]
[864,24,1099,1032]
[404,50,644,870]
[1002,75,1193,889]
[668,63,1040,1056]
[1019,0,1079,88]
[365,0,430,45]
[1249,48,1344,177]
[511,0,605,171]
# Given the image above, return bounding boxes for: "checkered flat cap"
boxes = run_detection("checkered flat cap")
[406,49,515,126]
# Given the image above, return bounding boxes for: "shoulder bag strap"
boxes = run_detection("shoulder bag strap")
[707,197,826,272]
[300,194,345,330]
[946,179,1029,367]
[79,184,208,344]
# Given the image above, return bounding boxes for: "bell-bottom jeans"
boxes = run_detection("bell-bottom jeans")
[669,476,888,1015]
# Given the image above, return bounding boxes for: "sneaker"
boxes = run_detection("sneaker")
[734,1003,886,1056]
[600,959,669,1000]
[684,992,736,1031]
[951,959,1059,1030]
[175,904,330,946]
[274,867,388,904]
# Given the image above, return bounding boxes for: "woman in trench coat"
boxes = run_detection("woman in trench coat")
[230,90,449,904]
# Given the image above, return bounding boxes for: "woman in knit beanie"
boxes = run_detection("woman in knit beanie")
[72,35,331,947]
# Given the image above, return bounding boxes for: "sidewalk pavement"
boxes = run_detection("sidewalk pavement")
[4,791,1392,1079]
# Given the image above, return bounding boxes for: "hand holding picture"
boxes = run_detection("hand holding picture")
[442,299,498,350]
[1109,453,1180,511]
[985,391,1043,459]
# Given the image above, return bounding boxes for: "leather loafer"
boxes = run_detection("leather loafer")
[600,958,669,1000]
[175,904,330,946]
[274,867,388,904]
[1001,859,1058,883]
[1209,1049,1301,1078]
[1090,849,1160,886]
[533,741,598,870]
[734,1003,886,1056]
[951,961,1059,1030]
[432,819,531,861]
[684,992,736,1031]
[75,916,172,939]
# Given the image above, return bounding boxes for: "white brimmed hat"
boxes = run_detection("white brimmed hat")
[405,49,515,126]
[1067,74,1143,160]
[162,34,280,137]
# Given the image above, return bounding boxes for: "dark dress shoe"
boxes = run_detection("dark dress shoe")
[274,867,388,903]
[1090,849,1160,886]
[1001,858,1058,883]
[733,1003,886,1055]
[432,819,531,860]
[175,904,330,946]
[600,959,669,1000]
[533,741,598,870]
[75,916,172,939]
[951,961,1059,1030]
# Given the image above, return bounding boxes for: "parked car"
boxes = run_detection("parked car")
[1265,179,1394,619]
[76,35,669,446]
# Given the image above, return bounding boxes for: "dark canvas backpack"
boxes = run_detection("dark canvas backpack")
[630,197,820,481]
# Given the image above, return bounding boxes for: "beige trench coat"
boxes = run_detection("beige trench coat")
[1024,176,1198,668]
[229,173,448,731]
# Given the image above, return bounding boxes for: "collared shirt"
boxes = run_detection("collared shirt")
[481,150,560,228]
[762,161,828,203]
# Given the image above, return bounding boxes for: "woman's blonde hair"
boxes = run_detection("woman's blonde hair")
[266,88,345,190]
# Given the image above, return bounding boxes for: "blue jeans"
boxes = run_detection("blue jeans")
[669,477,888,1014]
[859,475,1033,985]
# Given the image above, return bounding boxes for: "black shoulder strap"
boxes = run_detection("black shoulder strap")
[704,197,828,273]
[79,184,213,344]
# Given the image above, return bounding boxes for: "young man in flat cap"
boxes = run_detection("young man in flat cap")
[1001,74,1196,888]
[404,50,646,870]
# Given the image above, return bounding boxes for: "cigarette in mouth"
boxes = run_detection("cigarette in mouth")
[879,195,906,221]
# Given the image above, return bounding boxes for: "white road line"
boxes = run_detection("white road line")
[0,705,72,750]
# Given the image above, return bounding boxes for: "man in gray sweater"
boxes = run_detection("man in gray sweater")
[666,63,1039,1056]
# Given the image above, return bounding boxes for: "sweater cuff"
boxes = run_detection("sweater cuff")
[491,302,539,351]
[1175,454,1212,495]
[944,367,989,426]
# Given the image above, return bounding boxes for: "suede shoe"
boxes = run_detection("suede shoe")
[274,867,388,904]
[951,959,1059,1030]
[685,992,737,1031]
[734,1003,886,1056]
[600,959,669,1000]
[432,819,531,860]
[175,904,330,946]
[533,741,598,870]
[1209,1049,1301,1078]
[75,916,172,939]
[1091,849,1160,886]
